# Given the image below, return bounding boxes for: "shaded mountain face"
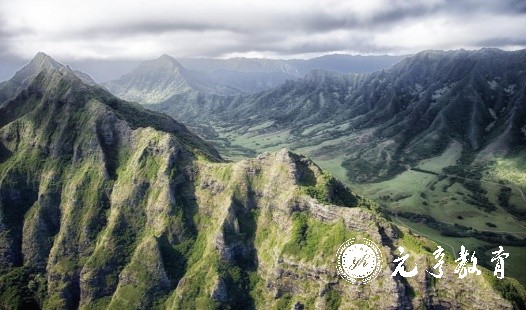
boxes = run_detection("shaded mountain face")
[151,48,526,182]
[0,54,520,309]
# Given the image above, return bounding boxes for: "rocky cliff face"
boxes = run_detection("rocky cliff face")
[0,54,521,309]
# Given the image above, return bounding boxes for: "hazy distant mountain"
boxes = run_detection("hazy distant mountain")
[0,57,28,82]
[178,57,300,75]
[290,54,409,75]
[103,54,296,104]
[103,54,224,104]
[179,54,407,75]
[207,69,296,93]
[2,53,516,309]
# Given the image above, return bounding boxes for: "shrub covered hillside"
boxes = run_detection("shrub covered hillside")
[0,54,523,309]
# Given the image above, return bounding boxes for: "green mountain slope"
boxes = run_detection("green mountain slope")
[0,54,523,309]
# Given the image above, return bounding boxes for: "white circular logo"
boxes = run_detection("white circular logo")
[337,238,382,284]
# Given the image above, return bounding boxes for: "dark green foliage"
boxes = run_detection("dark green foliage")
[283,213,310,256]
[498,187,526,221]
[486,222,497,228]
[0,90,42,129]
[462,186,496,212]
[304,186,328,204]
[394,211,526,246]
[342,157,405,183]
[484,274,526,310]
[158,235,190,289]
[440,166,496,212]
[274,293,293,310]
[0,171,39,269]
[95,121,121,180]
[85,209,146,302]
[0,267,43,309]
[0,142,12,165]
[217,263,257,310]
[442,165,482,180]
[288,152,317,186]
[302,174,357,207]
[411,168,439,175]
[403,279,416,301]
[325,178,358,207]
[325,287,342,310]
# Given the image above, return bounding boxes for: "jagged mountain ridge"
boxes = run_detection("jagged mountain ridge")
[152,48,526,182]
[0,54,521,309]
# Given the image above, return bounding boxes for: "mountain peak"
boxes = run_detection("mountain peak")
[103,54,197,104]
[0,53,74,102]
[16,52,68,81]
[159,53,174,60]
[0,52,106,107]
[33,51,52,61]
[29,52,65,71]
[155,54,184,69]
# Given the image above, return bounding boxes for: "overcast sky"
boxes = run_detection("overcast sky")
[1,0,525,80]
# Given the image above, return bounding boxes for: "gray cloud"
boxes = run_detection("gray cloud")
[477,37,526,47]
[65,3,444,39]
[445,0,526,14]
[0,0,525,63]
[303,3,443,32]
[66,21,241,39]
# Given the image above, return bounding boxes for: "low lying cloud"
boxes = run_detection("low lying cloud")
[0,0,525,61]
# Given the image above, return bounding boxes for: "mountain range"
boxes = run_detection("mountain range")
[0,53,525,309]
[101,48,526,288]
[126,49,525,183]
[102,54,407,105]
